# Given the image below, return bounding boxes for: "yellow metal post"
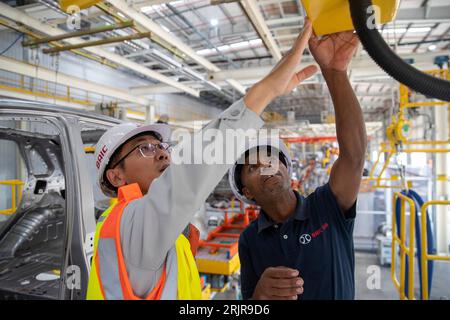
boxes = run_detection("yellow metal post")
[407,195,415,300]
[392,192,416,300]
[376,152,393,187]
[420,201,450,300]
[11,185,16,212]
[391,194,398,292]
[399,197,406,300]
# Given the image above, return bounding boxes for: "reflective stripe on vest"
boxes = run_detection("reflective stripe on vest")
[86,183,201,300]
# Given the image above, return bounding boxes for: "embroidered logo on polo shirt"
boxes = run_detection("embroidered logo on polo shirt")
[299,223,329,245]
[299,234,311,245]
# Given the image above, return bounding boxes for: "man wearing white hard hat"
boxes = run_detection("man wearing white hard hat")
[87,19,323,300]
[230,29,367,300]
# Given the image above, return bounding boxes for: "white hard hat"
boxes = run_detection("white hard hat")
[95,122,171,197]
[228,137,292,205]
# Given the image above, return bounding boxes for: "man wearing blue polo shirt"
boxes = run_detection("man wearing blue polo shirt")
[228,29,366,300]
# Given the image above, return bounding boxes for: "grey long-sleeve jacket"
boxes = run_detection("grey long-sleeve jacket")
[118,98,264,298]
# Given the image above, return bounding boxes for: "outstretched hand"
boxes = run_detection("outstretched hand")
[263,18,318,97]
[244,18,318,114]
[309,30,360,73]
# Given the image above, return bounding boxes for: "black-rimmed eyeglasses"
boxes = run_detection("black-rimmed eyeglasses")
[111,142,172,169]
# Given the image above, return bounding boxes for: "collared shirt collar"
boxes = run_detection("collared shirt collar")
[257,190,308,233]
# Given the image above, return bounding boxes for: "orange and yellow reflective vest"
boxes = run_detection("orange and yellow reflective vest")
[86,183,202,300]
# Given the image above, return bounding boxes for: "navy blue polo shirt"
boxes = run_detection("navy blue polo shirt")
[238,183,356,300]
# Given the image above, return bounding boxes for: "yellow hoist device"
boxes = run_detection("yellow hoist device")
[386,116,411,146]
[59,0,102,12]
[301,0,400,36]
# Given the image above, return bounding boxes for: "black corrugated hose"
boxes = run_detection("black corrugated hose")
[349,0,450,102]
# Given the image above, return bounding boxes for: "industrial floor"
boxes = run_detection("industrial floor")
[354,251,449,300]
[214,251,450,300]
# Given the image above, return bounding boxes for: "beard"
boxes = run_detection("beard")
[260,174,290,196]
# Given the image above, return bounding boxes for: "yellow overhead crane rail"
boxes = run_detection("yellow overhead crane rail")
[365,69,450,189]
[0,17,117,68]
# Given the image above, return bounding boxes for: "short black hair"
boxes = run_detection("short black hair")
[103,131,163,194]
[234,146,287,194]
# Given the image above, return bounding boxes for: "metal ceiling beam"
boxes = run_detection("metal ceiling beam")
[131,83,190,95]
[106,0,246,94]
[0,88,92,110]
[210,50,450,82]
[0,16,117,68]
[396,6,450,23]
[42,32,152,54]
[266,15,304,26]
[265,6,450,26]
[134,49,450,94]
[240,0,282,61]
[130,82,395,96]
[0,55,150,106]
[22,20,134,47]
[133,0,175,7]
[164,2,240,70]
[0,2,200,97]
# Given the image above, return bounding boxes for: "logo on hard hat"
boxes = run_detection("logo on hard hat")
[96,145,108,169]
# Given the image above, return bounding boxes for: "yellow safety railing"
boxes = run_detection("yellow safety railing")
[0,75,94,107]
[392,192,416,300]
[0,180,24,215]
[420,201,450,300]
[400,69,449,107]
[365,140,450,189]
[364,143,404,189]
[399,69,450,149]
[365,69,450,190]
